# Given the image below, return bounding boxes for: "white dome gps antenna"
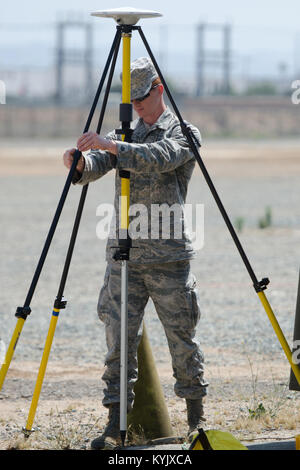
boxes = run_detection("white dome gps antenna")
[91,6,162,25]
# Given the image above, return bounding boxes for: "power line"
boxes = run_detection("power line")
[0,21,299,33]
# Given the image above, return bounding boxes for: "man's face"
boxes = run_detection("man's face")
[131,84,163,121]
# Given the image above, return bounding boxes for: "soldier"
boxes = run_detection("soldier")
[63,57,208,450]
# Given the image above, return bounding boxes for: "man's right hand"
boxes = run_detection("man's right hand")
[63,148,85,173]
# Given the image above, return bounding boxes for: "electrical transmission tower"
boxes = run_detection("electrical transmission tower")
[196,22,232,97]
[55,17,93,104]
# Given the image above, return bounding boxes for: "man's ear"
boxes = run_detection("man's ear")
[158,83,164,96]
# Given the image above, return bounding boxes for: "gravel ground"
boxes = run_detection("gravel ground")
[0,139,300,450]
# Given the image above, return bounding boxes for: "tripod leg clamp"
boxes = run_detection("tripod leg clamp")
[54,297,67,309]
[15,306,31,320]
[254,278,270,292]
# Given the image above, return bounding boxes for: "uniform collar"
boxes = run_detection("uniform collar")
[138,107,173,133]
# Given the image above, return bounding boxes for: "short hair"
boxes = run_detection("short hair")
[152,77,162,87]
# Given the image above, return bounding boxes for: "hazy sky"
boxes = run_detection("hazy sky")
[1,1,300,81]
[1,1,299,54]
[1,0,300,30]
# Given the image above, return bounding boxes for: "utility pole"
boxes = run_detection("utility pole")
[55,16,94,104]
[159,24,168,72]
[196,23,205,97]
[223,23,231,95]
[196,22,232,96]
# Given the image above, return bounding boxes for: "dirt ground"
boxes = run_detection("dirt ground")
[1,138,300,450]
[1,137,300,175]
[1,357,299,451]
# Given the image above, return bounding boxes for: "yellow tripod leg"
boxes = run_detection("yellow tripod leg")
[24,308,60,435]
[0,318,25,390]
[257,291,300,385]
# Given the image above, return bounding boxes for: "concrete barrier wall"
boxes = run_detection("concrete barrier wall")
[0,96,299,139]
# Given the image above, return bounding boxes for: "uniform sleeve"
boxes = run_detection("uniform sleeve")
[115,124,201,174]
[72,131,117,185]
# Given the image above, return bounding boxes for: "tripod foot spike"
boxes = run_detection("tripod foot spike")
[22,427,37,439]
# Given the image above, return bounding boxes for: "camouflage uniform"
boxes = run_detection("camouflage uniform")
[73,106,208,409]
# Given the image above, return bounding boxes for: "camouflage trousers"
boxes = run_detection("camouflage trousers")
[97,259,208,410]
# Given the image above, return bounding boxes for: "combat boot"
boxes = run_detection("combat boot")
[186,398,206,442]
[91,403,121,450]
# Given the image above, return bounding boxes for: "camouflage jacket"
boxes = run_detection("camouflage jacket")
[73,107,201,264]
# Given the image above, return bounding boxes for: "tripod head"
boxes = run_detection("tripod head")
[91,7,162,25]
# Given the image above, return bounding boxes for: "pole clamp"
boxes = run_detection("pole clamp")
[254,278,270,292]
[54,297,67,309]
[111,238,135,261]
[113,247,130,261]
[15,306,31,320]
[117,25,139,34]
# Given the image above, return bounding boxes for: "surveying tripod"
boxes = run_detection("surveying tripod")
[0,8,300,448]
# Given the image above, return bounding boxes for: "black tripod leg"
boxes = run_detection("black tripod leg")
[96,31,122,134]
[53,28,122,306]
[137,26,262,290]
[83,28,122,133]
[0,29,122,393]
[22,30,123,435]
[137,27,300,386]
[21,28,122,313]
[54,28,122,306]
[55,28,122,309]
